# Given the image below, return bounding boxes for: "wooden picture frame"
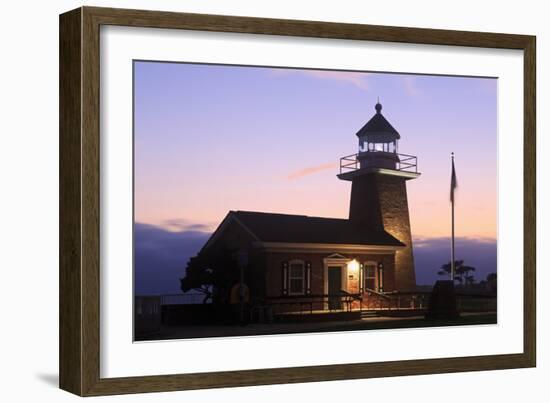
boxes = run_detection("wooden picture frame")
[59,6,536,396]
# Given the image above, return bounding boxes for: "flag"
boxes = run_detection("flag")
[450,153,458,282]
[450,154,458,203]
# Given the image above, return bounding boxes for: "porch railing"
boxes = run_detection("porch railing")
[362,290,496,312]
[265,292,362,315]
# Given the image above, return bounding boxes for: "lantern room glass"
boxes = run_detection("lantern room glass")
[359,139,397,153]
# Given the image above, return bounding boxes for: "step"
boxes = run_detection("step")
[361,311,379,318]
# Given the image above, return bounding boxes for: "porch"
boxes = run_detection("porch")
[262,290,495,323]
[263,290,426,322]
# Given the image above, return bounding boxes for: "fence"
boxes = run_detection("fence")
[363,290,496,312]
[159,293,209,305]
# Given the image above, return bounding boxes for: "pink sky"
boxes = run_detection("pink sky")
[134,62,497,241]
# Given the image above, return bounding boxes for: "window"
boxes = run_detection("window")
[289,261,305,295]
[364,263,377,291]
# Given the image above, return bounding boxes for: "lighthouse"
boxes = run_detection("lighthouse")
[338,101,420,291]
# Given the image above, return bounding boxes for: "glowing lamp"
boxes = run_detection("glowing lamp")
[347,259,360,273]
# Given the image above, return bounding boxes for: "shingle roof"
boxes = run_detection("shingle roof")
[356,103,400,139]
[231,211,404,247]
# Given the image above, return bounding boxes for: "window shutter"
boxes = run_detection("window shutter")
[378,266,384,292]
[359,264,364,293]
[282,261,289,295]
[305,261,312,295]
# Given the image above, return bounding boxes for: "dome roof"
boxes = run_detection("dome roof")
[356,102,400,140]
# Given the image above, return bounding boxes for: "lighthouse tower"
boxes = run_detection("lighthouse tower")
[338,101,420,291]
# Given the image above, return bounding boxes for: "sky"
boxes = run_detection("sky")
[133,61,497,293]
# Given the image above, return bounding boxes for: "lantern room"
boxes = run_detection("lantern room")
[356,101,401,170]
[338,100,419,180]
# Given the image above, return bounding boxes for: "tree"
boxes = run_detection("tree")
[180,247,241,304]
[180,255,214,304]
[437,260,476,285]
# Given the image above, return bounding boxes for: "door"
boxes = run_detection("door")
[328,266,342,310]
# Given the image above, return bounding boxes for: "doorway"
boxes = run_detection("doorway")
[328,266,342,310]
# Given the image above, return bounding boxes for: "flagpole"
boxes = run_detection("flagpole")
[451,152,455,283]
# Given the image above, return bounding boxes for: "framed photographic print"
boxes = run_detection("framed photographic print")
[59,6,536,396]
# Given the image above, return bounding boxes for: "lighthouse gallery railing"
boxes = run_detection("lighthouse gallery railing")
[339,152,418,174]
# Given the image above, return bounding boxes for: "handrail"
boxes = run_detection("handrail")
[340,289,363,301]
[265,292,362,314]
[266,292,362,301]
[339,152,418,174]
[364,288,392,299]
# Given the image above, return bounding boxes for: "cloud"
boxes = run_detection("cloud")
[287,162,338,180]
[133,223,497,293]
[134,222,211,295]
[412,236,497,286]
[268,68,370,91]
[402,75,422,97]
[158,218,212,233]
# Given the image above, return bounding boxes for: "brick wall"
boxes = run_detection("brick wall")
[349,173,417,291]
[261,250,395,312]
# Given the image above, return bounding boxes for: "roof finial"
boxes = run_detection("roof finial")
[375,97,382,114]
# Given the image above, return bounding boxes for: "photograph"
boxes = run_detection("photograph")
[52,3,538,397]
[133,61,498,341]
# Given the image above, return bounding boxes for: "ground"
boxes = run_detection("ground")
[136,312,496,341]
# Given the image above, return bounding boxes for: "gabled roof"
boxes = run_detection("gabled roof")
[356,102,400,139]
[227,210,405,247]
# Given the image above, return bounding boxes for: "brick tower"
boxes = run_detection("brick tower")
[338,101,420,291]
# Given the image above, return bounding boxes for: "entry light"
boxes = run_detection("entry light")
[348,259,360,273]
